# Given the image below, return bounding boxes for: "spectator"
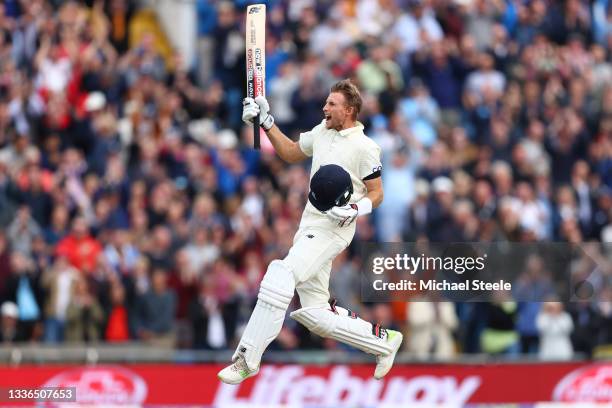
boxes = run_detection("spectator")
[407,301,458,360]
[105,0,134,54]
[425,176,456,241]
[419,142,452,181]
[0,301,20,343]
[169,249,199,347]
[7,206,42,257]
[134,268,177,347]
[403,179,431,240]
[472,178,496,224]
[309,11,352,61]
[56,216,103,274]
[450,199,479,240]
[212,1,244,128]
[514,0,549,47]
[593,287,612,348]
[490,160,514,197]
[465,52,506,103]
[514,254,556,354]
[390,0,443,55]
[356,44,404,96]
[463,0,500,50]
[545,108,588,185]
[593,0,612,45]
[34,36,72,95]
[103,227,139,274]
[537,300,574,360]
[189,278,237,350]
[356,0,395,38]
[412,39,469,110]
[213,129,254,198]
[595,189,612,242]
[268,61,300,136]
[398,78,440,148]
[183,226,219,276]
[144,225,174,271]
[41,257,79,343]
[65,277,104,343]
[290,57,332,132]
[104,279,130,343]
[0,232,12,302]
[545,0,591,45]
[4,251,41,342]
[195,0,217,86]
[15,159,53,227]
[43,204,69,245]
[571,160,594,236]
[0,159,20,227]
[510,182,550,240]
[480,295,520,356]
[131,256,151,298]
[568,300,600,357]
[375,114,422,237]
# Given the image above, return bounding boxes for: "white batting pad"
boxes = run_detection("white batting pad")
[290,304,394,356]
[234,260,295,371]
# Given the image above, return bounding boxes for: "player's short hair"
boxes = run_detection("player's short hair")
[330,79,362,119]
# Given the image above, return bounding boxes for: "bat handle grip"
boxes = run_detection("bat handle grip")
[253,115,260,149]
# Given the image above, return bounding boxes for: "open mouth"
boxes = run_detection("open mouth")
[324,114,331,122]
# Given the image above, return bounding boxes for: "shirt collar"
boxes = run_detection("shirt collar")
[338,122,364,137]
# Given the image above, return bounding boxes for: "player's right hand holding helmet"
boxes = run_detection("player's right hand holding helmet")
[242,96,274,130]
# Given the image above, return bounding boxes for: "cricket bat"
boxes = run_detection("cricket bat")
[246,3,266,149]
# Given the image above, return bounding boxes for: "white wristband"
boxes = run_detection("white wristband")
[261,114,274,131]
[356,197,372,216]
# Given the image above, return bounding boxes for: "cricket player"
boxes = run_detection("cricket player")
[218,79,403,384]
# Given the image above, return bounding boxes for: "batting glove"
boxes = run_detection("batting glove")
[327,204,359,227]
[254,96,275,130]
[242,97,275,130]
[242,97,260,125]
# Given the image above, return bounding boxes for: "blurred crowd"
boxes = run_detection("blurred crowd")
[0,0,611,361]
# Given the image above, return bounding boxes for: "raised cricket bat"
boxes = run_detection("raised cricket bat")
[246,4,266,149]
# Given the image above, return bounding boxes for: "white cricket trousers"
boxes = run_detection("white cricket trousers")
[285,227,349,307]
[234,226,349,370]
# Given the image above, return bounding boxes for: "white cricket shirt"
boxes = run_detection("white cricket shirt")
[298,120,382,243]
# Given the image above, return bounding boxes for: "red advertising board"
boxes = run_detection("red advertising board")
[0,362,610,405]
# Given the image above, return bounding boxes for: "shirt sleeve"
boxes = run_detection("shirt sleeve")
[360,143,382,180]
[298,129,314,157]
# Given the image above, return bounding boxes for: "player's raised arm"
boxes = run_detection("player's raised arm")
[242,96,308,164]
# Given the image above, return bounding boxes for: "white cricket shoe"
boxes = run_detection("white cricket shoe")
[217,356,259,385]
[374,329,403,380]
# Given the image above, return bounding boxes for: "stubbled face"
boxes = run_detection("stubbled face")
[323,92,352,131]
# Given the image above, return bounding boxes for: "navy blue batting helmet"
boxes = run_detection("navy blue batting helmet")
[308,164,353,212]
